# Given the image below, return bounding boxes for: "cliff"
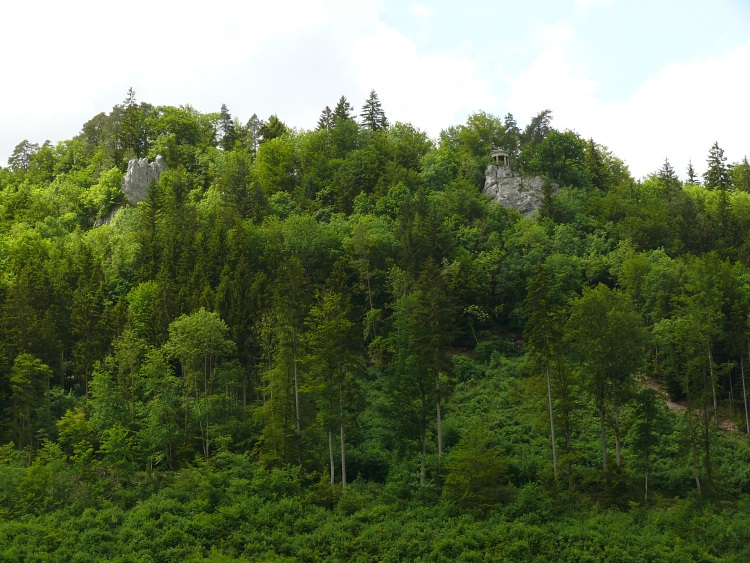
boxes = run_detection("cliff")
[482,165,557,217]
[121,155,166,205]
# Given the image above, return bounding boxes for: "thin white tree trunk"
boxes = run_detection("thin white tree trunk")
[546,364,558,480]
[709,350,718,426]
[340,424,347,489]
[613,379,621,467]
[329,428,335,486]
[293,325,301,437]
[688,406,702,494]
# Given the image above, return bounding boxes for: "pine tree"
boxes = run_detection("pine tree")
[317,106,333,131]
[360,89,388,131]
[504,112,519,135]
[703,142,730,190]
[657,158,681,193]
[118,87,150,160]
[333,96,355,123]
[658,158,677,183]
[587,139,610,190]
[218,103,237,151]
[704,142,731,236]
[503,113,520,161]
[245,113,264,155]
[730,156,750,193]
[259,115,289,144]
[521,109,552,149]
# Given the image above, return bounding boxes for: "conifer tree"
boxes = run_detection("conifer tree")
[118,87,150,160]
[245,113,264,154]
[587,139,610,190]
[333,95,355,123]
[704,142,731,235]
[218,103,237,151]
[730,156,750,192]
[360,89,388,131]
[259,115,290,144]
[658,158,677,183]
[503,112,520,161]
[317,106,333,131]
[704,142,730,190]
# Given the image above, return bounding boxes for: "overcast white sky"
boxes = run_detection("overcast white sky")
[1,0,749,179]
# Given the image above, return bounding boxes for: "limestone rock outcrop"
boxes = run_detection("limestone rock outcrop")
[482,165,558,217]
[121,155,166,205]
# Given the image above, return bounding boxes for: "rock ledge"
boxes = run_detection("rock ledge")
[122,155,166,205]
[482,165,558,217]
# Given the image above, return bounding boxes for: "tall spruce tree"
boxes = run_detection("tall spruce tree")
[333,95,355,123]
[704,142,730,191]
[317,106,333,132]
[360,89,388,131]
[218,103,237,151]
[704,142,731,235]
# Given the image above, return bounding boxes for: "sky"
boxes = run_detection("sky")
[1,0,749,179]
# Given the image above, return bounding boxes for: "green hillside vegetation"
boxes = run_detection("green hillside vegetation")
[2,90,750,560]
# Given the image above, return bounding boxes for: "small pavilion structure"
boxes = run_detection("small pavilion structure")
[490,149,510,167]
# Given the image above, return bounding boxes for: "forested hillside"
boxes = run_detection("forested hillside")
[2,89,750,560]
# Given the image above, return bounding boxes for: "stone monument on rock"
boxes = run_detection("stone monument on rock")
[482,150,557,217]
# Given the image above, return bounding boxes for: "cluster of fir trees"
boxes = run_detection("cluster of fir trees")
[2,88,750,519]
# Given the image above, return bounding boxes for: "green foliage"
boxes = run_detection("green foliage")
[522,129,591,188]
[3,95,750,560]
[443,424,509,511]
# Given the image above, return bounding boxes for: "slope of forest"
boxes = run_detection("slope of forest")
[2,90,750,560]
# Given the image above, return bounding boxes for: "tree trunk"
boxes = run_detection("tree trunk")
[205,399,210,460]
[708,350,718,426]
[613,379,621,467]
[292,323,302,467]
[420,429,427,486]
[328,428,335,486]
[340,424,347,489]
[546,364,558,480]
[204,357,211,460]
[435,372,443,467]
[366,273,377,339]
[702,398,713,494]
[687,390,702,494]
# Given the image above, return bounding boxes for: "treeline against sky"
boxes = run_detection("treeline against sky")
[2,90,750,559]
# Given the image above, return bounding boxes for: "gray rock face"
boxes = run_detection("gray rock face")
[482,165,558,217]
[121,155,166,205]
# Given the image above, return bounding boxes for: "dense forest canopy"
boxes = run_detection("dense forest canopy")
[2,89,750,560]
